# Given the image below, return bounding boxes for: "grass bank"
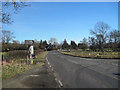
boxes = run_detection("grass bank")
[2,51,47,80]
[61,50,120,59]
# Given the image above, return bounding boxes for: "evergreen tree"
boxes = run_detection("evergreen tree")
[62,39,69,49]
[43,40,48,48]
[39,40,44,49]
[70,40,77,49]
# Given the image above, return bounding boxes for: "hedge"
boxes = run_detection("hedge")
[4,49,43,62]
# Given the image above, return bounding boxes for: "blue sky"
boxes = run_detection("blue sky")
[3,2,118,44]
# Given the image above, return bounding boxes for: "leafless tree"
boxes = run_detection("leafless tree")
[1,1,29,24]
[109,29,120,51]
[90,22,110,51]
[112,29,119,43]
[82,37,88,45]
[48,38,57,44]
[48,38,58,48]
[2,30,15,44]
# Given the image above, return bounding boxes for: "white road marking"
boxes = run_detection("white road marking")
[29,75,40,77]
[58,80,63,87]
[46,56,64,88]
[49,52,119,85]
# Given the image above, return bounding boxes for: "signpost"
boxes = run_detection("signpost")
[25,40,34,45]
[25,40,34,64]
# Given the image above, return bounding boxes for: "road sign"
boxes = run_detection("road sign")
[25,40,34,45]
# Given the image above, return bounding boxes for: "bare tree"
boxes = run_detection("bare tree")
[48,38,57,44]
[48,38,58,48]
[109,29,120,51]
[88,37,97,51]
[82,37,88,45]
[34,39,39,44]
[112,29,119,43]
[90,22,110,51]
[2,30,15,44]
[1,1,29,24]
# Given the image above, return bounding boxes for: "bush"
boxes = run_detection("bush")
[4,49,44,62]
[2,44,27,52]
[34,49,43,56]
[4,50,27,62]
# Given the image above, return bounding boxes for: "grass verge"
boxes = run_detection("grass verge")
[2,51,47,80]
[61,50,120,59]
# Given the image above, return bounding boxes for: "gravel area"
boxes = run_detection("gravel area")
[2,64,59,88]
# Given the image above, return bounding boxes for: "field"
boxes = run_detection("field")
[61,49,120,59]
[2,51,47,80]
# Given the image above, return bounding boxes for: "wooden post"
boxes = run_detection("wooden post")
[30,54,32,64]
[2,54,4,65]
[26,45,29,65]
[27,55,29,64]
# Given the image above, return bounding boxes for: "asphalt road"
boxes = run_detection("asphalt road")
[47,51,120,88]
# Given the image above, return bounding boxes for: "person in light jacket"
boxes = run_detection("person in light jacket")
[29,45,34,55]
[29,45,34,60]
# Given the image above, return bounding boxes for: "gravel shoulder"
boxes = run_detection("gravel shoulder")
[2,63,59,88]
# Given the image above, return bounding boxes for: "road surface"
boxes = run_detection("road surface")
[47,51,120,88]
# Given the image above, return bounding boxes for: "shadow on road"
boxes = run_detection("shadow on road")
[113,73,120,76]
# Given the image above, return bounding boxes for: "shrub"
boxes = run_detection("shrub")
[2,44,27,52]
[4,50,27,62]
[34,49,43,56]
[4,49,44,62]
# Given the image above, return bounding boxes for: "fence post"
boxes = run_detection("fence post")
[2,54,4,65]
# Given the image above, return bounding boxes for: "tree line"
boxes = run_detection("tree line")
[1,24,120,52]
[1,22,120,52]
[36,22,120,52]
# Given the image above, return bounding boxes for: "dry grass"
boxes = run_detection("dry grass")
[2,51,47,80]
[61,51,120,59]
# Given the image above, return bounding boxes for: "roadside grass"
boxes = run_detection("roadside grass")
[34,51,47,62]
[2,51,47,80]
[0,52,7,56]
[17,51,47,63]
[61,50,120,59]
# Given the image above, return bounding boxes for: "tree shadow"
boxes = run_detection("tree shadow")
[113,73,120,76]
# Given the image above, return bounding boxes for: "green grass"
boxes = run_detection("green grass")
[0,52,7,56]
[2,51,47,80]
[61,50,120,59]
[34,52,47,62]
